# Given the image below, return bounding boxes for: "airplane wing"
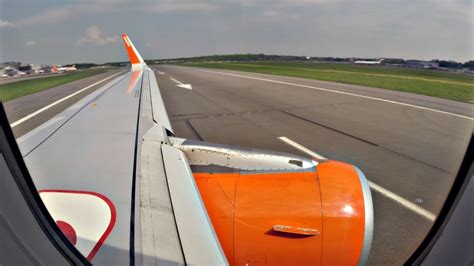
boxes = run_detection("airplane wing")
[0,34,373,265]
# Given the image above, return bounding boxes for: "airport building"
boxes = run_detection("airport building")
[405,60,439,69]
[1,66,19,77]
[0,61,21,69]
[18,64,46,75]
[0,62,55,78]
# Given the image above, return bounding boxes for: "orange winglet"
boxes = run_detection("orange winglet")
[121,33,142,65]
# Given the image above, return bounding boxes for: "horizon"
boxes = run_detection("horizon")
[2,53,472,67]
[1,0,472,65]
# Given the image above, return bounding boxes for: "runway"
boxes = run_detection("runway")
[154,65,472,265]
[4,68,124,137]
[4,64,472,265]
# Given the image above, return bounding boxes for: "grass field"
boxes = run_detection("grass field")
[180,62,474,102]
[0,68,110,102]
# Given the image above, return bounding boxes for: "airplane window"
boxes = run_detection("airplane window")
[0,1,472,265]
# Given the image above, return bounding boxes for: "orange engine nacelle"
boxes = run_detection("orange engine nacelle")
[194,160,371,266]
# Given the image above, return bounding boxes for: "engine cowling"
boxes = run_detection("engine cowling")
[170,137,373,265]
[193,160,372,265]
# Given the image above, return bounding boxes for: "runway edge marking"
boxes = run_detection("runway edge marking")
[10,71,125,128]
[278,136,437,222]
[278,136,326,160]
[191,68,473,121]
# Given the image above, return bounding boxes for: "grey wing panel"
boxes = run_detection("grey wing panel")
[138,70,185,265]
[147,67,174,135]
[162,144,228,265]
[0,104,89,265]
[139,125,185,265]
[17,72,128,156]
[140,66,226,265]
[17,70,141,264]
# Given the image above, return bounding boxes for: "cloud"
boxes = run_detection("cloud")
[13,3,118,27]
[262,10,280,17]
[0,19,16,28]
[25,41,37,46]
[7,0,471,28]
[10,1,223,28]
[1,0,471,63]
[16,7,73,27]
[141,1,221,13]
[78,25,118,46]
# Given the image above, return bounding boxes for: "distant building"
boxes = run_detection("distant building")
[3,67,19,77]
[40,65,53,73]
[0,62,21,69]
[30,64,44,74]
[19,64,33,74]
[462,68,474,74]
[405,60,439,69]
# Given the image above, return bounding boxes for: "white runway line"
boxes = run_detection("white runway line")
[368,181,436,221]
[170,77,184,85]
[10,71,124,128]
[170,77,193,90]
[278,136,326,160]
[278,135,437,222]
[193,68,473,121]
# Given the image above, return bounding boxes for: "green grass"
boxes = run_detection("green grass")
[0,68,111,102]
[179,62,474,102]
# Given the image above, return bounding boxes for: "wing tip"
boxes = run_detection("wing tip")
[121,33,129,42]
[121,33,144,66]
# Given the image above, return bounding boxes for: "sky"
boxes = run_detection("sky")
[0,0,472,65]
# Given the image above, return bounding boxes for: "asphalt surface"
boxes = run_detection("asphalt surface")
[153,65,472,265]
[3,64,472,265]
[3,68,124,137]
